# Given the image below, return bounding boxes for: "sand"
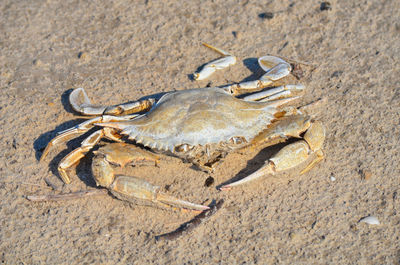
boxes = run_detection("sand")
[0,0,399,264]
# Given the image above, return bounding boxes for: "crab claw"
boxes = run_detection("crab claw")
[69,87,108,115]
[110,175,210,211]
[219,163,275,191]
[193,43,237,80]
[220,124,325,190]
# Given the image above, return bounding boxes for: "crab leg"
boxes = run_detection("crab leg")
[57,128,121,184]
[220,121,325,190]
[92,143,209,211]
[110,176,210,211]
[70,87,155,116]
[40,115,137,161]
[222,56,292,96]
[242,84,305,102]
[193,43,237,80]
[40,116,101,161]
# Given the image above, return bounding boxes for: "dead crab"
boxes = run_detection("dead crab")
[40,44,325,211]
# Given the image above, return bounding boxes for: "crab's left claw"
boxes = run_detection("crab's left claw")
[220,121,325,190]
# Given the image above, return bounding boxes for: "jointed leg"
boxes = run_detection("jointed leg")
[57,127,121,184]
[193,44,301,99]
[70,87,155,116]
[221,55,293,96]
[40,115,137,161]
[41,86,155,161]
[55,133,208,211]
[242,84,305,102]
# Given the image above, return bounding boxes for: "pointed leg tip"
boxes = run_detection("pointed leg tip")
[182,205,210,212]
[219,185,231,191]
[202,205,211,211]
[59,171,72,185]
[39,151,50,162]
[39,145,52,162]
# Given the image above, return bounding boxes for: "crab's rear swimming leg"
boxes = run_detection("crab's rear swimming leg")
[220,119,325,190]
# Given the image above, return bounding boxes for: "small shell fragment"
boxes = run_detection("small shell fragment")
[330,176,336,181]
[359,216,380,225]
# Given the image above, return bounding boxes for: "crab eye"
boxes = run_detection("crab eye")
[174,144,193,153]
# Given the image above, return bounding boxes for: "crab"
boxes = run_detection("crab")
[40,43,325,211]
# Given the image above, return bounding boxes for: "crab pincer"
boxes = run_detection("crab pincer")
[193,43,237,80]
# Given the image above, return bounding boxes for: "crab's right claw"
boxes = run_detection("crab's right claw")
[110,175,210,211]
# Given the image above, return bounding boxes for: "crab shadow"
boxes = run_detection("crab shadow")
[241,57,265,82]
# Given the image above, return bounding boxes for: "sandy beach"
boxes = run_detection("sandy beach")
[0,0,399,263]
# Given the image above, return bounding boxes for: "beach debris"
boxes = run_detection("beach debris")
[232,31,241,39]
[359,216,380,225]
[258,12,274,20]
[204,176,214,187]
[44,177,61,191]
[331,70,343,78]
[360,169,372,180]
[77,51,90,60]
[320,2,331,11]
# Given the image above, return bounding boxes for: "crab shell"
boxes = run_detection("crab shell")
[101,87,288,165]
